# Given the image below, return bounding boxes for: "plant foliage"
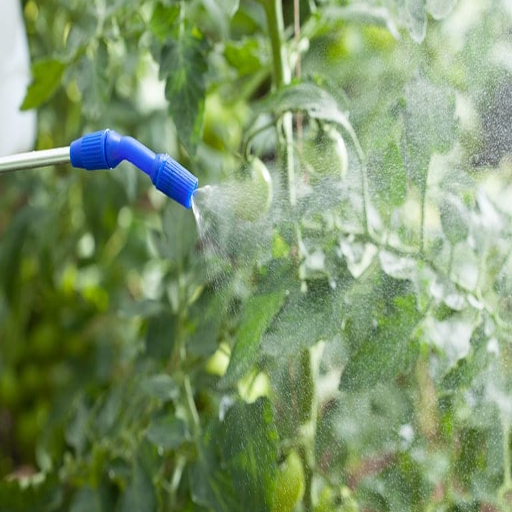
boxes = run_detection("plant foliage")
[2,0,512,511]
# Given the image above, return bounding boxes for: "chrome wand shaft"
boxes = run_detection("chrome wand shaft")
[0,147,70,174]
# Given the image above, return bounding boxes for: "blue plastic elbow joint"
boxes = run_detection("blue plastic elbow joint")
[69,129,198,209]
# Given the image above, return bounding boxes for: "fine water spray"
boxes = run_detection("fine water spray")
[0,129,198,209]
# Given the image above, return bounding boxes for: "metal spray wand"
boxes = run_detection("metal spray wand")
[0,129,198,209]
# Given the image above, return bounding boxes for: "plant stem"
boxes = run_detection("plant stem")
[299,349,316,512]
[293,0,302,80]
[263,0,296,206]
[333,119,370,235]
[178,0,185,38]
[244,120,276,160]
[184,374,201,439]
[420,185,427,254]
[503,419,511,489]
[283,117,296,206]
[299,443,314,512]
[499,417,512,507]
[181,327,201,440]
[294,0,304,152]
[169,455,186,507]
[448,243,454,277]
[263,0,289,89]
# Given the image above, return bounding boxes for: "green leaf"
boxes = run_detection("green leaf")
[270,351,314,439]
[21,59,66,110]
[259,83,352,132]
[426,0,457,19]
[64,11,97,57]
[161,201,197,262]
[441,328,492,392]
[454,427,495,491]
[0,207,40,303]
[189,426,238,512]
[421,313,477,369]
[70,487,102,512]
[150,3,180,42]
[213,0,240,17]
[140,374,179,402]
[375,452,431,511]
[397,0,427,43]
[221,290,286,387]
[368,142,407,216]
[316,384,411,471]
[322,4,400,39]
[187,289,224,357]
[146,416,188,449]
[225,38,267,76]
[119,299,165,319]
[0,473,63,512]
[65,397,90,456]
[221,399,278,512]
[145,311,177,359]
[339,294,421,391]
[119,455,157,512]
[401,74,457,190]
[379,250,417,281]
[76,44,110,120]
[200,0,240,39]
[315,401,348,477]
[95,386,123,436]
[262,283,341,357]
[160,32,208,154]
[382,143,407,208]
[440,194,469,245]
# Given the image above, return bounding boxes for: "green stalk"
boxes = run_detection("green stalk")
[184,373,201,439]
[342,122,370,235]
[262,0,296,206]
[499,418,512,506]
[298,349,315,512]
[420,185,427,254]
[448,243,454,278]
[502,419,511,489]
[262,0,289,88]
[299,442,314,512]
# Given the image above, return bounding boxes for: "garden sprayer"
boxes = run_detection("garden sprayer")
[0,129,199,209]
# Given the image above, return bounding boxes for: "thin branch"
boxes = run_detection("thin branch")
[263,0,295,205]
[294,0,304,156]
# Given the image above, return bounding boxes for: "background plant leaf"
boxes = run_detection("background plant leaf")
[401,74,457,190]
[221,399,278,512]
[160,32,208,154]
[21,59,66,110]
[339,294,421,391]
[221,290,286,387]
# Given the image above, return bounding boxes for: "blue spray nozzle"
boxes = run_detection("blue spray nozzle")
[69,129,198,209]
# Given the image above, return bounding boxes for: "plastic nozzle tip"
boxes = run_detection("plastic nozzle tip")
[152,155,198,209]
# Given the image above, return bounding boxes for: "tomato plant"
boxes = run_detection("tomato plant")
[2,1,512,511]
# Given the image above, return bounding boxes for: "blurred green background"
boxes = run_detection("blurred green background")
[2,0,512,511]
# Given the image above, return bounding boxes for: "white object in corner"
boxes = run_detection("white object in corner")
[0,0,36,157]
